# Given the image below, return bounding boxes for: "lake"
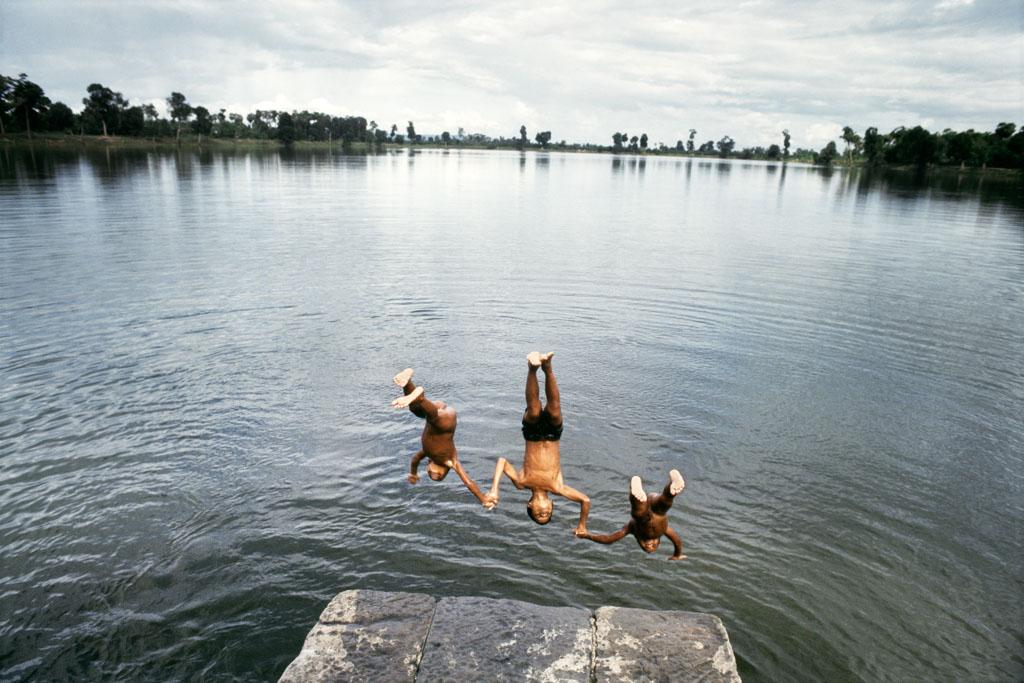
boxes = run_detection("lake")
[1,146,1021,681]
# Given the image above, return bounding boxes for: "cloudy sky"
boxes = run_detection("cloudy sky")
[1,0,1020,148]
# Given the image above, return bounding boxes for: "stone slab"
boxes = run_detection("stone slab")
[279,589,437,683]
[415,596,593,682]
[594,606,740,683]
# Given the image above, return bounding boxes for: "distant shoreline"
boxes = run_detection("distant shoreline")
[2,133,1020,178]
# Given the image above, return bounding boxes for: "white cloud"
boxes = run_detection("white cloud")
[1,0,1019,149]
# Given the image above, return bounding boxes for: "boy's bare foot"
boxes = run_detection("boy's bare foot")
[527,351,543,367]
[391,386,423,408]
[669,554,688,561]
[540,352,554,368]
[630,476,647,502]
[393,368,414,387]
[670,469,685,495]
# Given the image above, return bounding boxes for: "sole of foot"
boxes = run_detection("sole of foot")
[391,386,423,408]
[669,469,685,495]
[630,476,647,502]
[393,368,414,387]
[527,352,543,367]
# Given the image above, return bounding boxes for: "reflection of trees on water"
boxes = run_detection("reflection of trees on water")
[775,163,787,209]
[3,147,1020,209]
[830,165,1020,206]
[609,156,645,174]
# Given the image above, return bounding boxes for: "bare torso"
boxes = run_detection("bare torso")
[520,440,563,491]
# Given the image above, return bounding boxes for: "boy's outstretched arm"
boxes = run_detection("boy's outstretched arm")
[558,484,591,536]
[665,527,686,560]
[483,457,521,509]
[578,523,631,544]
[408,450,426,484]
[451,460,488,505]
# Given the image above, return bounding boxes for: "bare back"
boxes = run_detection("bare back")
[422,407,457,464]
[632,494,671,541]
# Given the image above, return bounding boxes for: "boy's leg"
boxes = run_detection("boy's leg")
[630,476,651,519]
[394,368,427,419]
[392,385,443,423]
[539,353,561,426]
[524,354,542,423]
[651,470,685,515]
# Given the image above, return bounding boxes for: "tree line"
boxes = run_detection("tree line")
[810,124,1023,169]
[1,73,1020,169]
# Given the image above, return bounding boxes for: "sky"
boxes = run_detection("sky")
[1,0,1020,149]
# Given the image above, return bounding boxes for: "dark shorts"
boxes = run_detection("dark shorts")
[522,415,563,442]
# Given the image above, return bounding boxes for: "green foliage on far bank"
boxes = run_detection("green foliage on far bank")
[1,73,1020,170]
[814,123,1023,169]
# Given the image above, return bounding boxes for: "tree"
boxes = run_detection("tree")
[782,129,791,159]
[441,130,451,144]
[82,83,126,136]
[716,135,735,157]
[167,92,192,142]
[389,123,397,140]
[277,111,296,145]
[629,135,639,150]
[766,144,781,160]
[687,129,697,153]
[815,140,838,165]
[192,105,212,138]
[994,122,1016,139]
[406,121,417,143]
[841,126,862,165]
[120,106,145,136]
[519,124,528,149]
[613,132,623,149]
[698,140,715,154]
[863,127,884,165]
[45,101,74,132]
[884,125,936,166]
[675,139,684,151]
[0,74,13,135]
[639,133,648,150]
[10,74,50,137]
[535,130,552,148]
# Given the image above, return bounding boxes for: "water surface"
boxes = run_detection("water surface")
[1,147,1022,681]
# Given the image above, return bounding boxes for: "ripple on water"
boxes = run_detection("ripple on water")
[0,150,1022,681]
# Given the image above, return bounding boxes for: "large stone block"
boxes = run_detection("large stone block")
[279,589,437,683]
[594,606,740,683]
[415,596,593,682]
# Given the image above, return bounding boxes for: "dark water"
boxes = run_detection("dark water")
[1,146,1021,682]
